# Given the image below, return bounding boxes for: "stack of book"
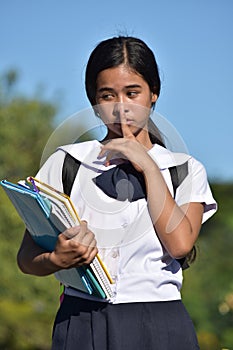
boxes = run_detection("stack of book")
[1,177,114,300]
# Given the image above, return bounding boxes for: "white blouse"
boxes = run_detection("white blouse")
[37,140,217,304]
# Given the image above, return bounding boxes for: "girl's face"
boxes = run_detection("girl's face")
[95,64,157,139]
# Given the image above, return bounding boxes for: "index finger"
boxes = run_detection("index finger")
[119,106,135,139]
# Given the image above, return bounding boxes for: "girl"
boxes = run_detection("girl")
[17,36,217,350]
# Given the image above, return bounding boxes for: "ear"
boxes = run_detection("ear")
[151,93,158,103]
[93,105,101,117]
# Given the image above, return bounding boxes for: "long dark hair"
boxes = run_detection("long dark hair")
[85,36,196,266]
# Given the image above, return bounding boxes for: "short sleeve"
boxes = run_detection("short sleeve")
[36,149,66,192]
[175,158,217,223]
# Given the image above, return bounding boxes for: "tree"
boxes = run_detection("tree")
[0,70,59,350]
[182,183,233,350]
[0,71,57,181]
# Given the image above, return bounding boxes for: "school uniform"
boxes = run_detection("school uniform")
[37,140,217,350]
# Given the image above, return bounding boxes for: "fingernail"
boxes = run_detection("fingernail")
[97,154,103,159]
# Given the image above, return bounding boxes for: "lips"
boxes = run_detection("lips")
[125,119,134,125]
[113,120,134,126]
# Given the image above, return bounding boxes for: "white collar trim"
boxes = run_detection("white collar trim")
[57,141,191,170]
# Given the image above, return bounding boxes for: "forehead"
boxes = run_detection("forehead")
[96,65,146,88]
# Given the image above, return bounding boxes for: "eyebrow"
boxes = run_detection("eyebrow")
[97,87,114,93]
[97,84,142,92]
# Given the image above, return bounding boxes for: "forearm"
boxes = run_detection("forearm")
[17,225,98,276]
[17,230,60,276]
[143,162,201,258]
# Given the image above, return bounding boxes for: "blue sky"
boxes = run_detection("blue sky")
[1,0,233,181]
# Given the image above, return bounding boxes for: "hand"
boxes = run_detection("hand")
[99,111,155,172]
[49,221,98,269]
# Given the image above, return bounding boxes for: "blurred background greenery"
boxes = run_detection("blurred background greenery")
[0,71,232,350]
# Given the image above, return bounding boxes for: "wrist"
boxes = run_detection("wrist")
[142,159,160,176]
[44,252,60,274]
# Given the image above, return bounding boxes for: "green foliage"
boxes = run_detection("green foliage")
[0,98,56,181]
[182,183,233,350]
[0,70,59,350]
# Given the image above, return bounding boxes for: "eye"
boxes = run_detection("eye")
[127,91,139,98]
[102,93,114,100]
[97,92,115,101]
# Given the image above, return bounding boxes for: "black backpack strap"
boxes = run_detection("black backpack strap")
[169,161,189,270]
[168,161,188,199]
[62,153,81,196]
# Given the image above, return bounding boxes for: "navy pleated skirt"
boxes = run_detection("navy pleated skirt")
[51,295,200,350]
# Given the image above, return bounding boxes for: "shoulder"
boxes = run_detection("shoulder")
[149,144,217,221]
[36,140,101,190]
[148,144,191,169]
[148,144,206,175]
[57,140,101,162]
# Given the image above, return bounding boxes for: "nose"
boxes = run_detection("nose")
[112,102,129,119]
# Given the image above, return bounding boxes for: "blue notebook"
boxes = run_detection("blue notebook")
[1,179,114,300]
[1,180,63,250]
